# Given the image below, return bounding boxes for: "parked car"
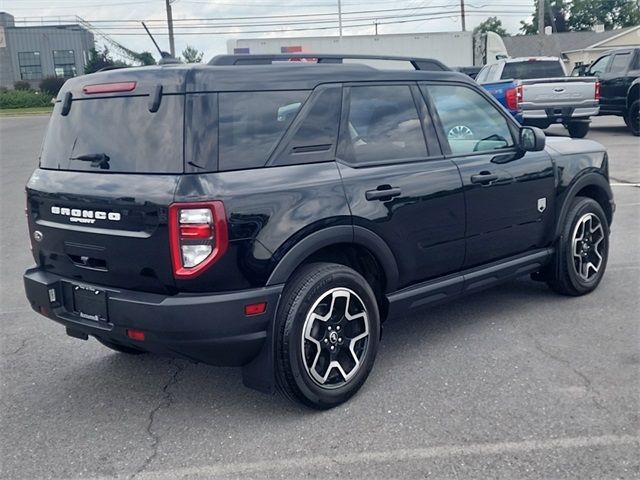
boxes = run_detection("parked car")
[476,56,600,138]
[24,54,614,409]
[579,47,640,136]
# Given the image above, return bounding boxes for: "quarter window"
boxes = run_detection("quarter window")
[53,50,77,78]
[218,90,309,171]
[18,51,42,80]
[343,85,427,164]
[426,84,514,155]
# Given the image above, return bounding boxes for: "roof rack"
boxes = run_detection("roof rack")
[208,54,450,72]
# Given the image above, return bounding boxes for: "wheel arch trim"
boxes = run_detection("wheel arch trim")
[265,225,400,293]
[554,172,614,239]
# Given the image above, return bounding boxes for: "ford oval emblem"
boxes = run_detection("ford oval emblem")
[33,230,43,242]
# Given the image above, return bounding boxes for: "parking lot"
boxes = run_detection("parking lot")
[0,115,638,479]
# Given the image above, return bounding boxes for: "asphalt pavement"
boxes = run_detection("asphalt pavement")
[0,114,638,479]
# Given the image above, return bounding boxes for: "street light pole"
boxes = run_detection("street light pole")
[166,0,176,57]
[460,0,466,32]
[338,0,343,37]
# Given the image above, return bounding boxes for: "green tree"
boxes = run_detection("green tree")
[473,17,508,36]
[568,0,640,30]
[520,0,569,34]
[181,45,204,63]
[84,46,129,74]
[132,51,157,66]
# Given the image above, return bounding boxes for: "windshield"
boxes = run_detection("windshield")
[501,61,565,80]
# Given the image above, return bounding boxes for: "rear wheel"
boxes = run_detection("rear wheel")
[566,121,590,138]
[275,263,380,409]
[547,197,609,296]
[96,337,146,355]
[624,100,640,136]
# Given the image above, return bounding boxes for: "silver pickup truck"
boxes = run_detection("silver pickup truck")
[476,57,600,138]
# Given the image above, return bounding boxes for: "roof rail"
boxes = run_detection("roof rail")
[208,54,450,72]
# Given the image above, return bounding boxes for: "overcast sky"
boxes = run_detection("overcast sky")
[0,0,535,61]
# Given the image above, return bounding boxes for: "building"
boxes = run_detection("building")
[0,12,94,88]
[502,26,640,72]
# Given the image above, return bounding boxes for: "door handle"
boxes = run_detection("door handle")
[365,186,402,201]
[470,172,499,185]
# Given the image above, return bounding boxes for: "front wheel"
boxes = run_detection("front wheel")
[624,100,640,136]
[547,197,609,296]
[275,263,380,409]
[566,121,590,138]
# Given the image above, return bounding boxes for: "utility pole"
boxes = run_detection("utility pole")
[374,20,378,35]
[537,0,545,34]
[165,0,176,57]
[460,0,466,32]
[338,0,343,37]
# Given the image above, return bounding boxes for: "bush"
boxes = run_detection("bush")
[14,80,31,91]
[39,76,66,96]
[0,90,53,109]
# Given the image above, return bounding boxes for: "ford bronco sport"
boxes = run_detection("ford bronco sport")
[24,54,615,409]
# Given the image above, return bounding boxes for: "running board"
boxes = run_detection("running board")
[387,248,554,319]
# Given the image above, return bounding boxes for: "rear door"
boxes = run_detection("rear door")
[606,51,633,111]
[422,82,555,268]
[27,71,186,293]
[336,83,466,289]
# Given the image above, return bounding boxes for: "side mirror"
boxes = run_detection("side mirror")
[520,126,545,152]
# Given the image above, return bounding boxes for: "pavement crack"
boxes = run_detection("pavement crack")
[130,360,185,480]
[527,333,611,414]
[9,338,28,355]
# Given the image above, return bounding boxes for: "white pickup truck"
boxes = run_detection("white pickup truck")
[476,57,600,138]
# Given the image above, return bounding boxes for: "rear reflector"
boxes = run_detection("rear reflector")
[126,329,145,341]
[245,303,267,316]
[83,82,137,95]
[595,81,601,101]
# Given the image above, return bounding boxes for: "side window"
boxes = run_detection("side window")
[342,85,427,164]
[589,55,611,76]
[610,53,630,73]
[218,90,310,171]
[273,85,342,166]
[425,84,515,155]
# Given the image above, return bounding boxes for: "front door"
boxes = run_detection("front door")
[421,83,556,268]
[337,83,466,289]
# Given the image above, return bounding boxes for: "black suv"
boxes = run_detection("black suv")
[24,54,615,409]
[581,47,640,136]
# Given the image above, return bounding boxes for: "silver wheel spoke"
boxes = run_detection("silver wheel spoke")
[301,287,370,388]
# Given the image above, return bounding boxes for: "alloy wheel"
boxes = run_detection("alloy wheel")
[571,212,605,281]
[301,287,370,388]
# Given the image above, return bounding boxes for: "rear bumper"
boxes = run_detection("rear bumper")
[23,267,283,367]
[522,103,599,123]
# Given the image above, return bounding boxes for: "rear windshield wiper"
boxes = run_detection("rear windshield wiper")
[70,153,110,170]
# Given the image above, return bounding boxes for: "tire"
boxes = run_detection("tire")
[547,197,609,296]
[625,99,640,136]
[566,121,590,138]
[275,262,380,409]
[96,337,146,355]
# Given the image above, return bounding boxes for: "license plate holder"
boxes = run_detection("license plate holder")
[72,284,108,322]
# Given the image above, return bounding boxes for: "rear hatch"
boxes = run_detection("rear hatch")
[27,66,187,294]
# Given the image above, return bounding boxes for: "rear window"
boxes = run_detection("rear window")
[501,61,565,80]
[40,95,185,173]
[218,90,310,171]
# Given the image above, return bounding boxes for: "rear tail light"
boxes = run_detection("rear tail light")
[506,84,523,111]
[595,81,601,101]
[126,329,145,341]
[83,82,136,95]
[168,201,228,279]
